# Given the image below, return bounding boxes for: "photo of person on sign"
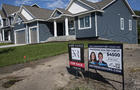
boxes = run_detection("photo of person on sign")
[97,52,108,67]
[89,52,98,65]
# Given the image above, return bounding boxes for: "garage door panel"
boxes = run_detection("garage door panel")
[30,28,38,44]
[16,30,26,44]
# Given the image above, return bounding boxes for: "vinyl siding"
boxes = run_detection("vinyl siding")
[75,13,96,38]
[97,0,138,44]
[39,22,53,42]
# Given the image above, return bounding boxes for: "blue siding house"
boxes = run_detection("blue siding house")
[0,0,139,44]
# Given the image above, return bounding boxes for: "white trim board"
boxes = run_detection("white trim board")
[29,26,38,44]
[21,8,34,20]
[50,9,63,17]
[78,14,92,30]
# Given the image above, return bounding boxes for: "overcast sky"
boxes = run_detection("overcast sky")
[0,0,140,10]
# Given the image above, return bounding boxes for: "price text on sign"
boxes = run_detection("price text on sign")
[88,44,123,74]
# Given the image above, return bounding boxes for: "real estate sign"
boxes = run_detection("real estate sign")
[68,44,85,71]
[88,44,123,74]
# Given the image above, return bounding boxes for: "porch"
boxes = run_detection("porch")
[49,16,76,37]
[0,27,11,42]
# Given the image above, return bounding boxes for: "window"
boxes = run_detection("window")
[85,16,90,27]
[129,20,132,31]
[79,15,91,29]
[80,17,84,28]
[69,20,75,29]
[120,18,124,30]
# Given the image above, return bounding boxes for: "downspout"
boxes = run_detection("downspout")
[37,21,39,43]
[26,23,28,44]
[95,12,98,37]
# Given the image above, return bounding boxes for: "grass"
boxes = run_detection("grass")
[0,40,119,67]
[0,43,12,46]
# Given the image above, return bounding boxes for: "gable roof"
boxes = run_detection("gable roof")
[57,8,72,15]
[66,0,135,15]
[78,0,115,9]
[2,4,20,16]
[22,5,53,20]
[0,10,6,19]
[122,0,135,15]
[50,8,73,17]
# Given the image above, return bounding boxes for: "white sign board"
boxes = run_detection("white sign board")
[71,48,81,60]
[88,44,123,74]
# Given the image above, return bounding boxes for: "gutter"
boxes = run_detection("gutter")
[47,10,104,21]
[132,15,140,19]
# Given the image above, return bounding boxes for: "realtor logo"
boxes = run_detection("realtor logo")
[71,48,81,60]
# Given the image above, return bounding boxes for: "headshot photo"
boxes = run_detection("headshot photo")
[89,52,98,65]
[97,52,108,67]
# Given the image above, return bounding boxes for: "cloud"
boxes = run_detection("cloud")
[15,0,33,6]
[87,0,102,3]
[46,0,67,9]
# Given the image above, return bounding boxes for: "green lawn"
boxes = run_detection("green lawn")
[0,40,119,67]
[0,43,12,46]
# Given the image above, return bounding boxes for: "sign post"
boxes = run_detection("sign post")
[68,44,85,72]
[88,44,124,90]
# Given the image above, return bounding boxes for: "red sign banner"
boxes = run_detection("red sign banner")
[69,61,85,68]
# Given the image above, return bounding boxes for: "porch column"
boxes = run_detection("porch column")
[65,17,69,36]
[0,30,2,41]
[2,29,5,41]
[54,20,57,37]
[8,31,11,41]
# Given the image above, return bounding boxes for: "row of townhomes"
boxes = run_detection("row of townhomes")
[0,0,139,44]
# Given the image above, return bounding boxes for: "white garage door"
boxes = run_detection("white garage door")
[15,30,26,44]
[30,27,38,44]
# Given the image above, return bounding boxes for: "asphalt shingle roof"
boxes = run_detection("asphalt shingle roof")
[80,0,115,9]
[23,5,53,20]
[57,8,72,15]
[2,4,19,16]
[0,10,6,19]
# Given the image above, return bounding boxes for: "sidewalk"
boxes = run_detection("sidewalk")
[0,44,26,48]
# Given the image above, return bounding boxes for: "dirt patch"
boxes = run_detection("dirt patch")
[2,79,23,88]
[0,48,140,90]
[0,76,25,89]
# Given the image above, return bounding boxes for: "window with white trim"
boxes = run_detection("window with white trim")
[129,19,132,31]
[120,18,124,30]
[79,15,91,29]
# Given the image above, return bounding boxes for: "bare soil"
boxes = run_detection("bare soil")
[0,48,140,90]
